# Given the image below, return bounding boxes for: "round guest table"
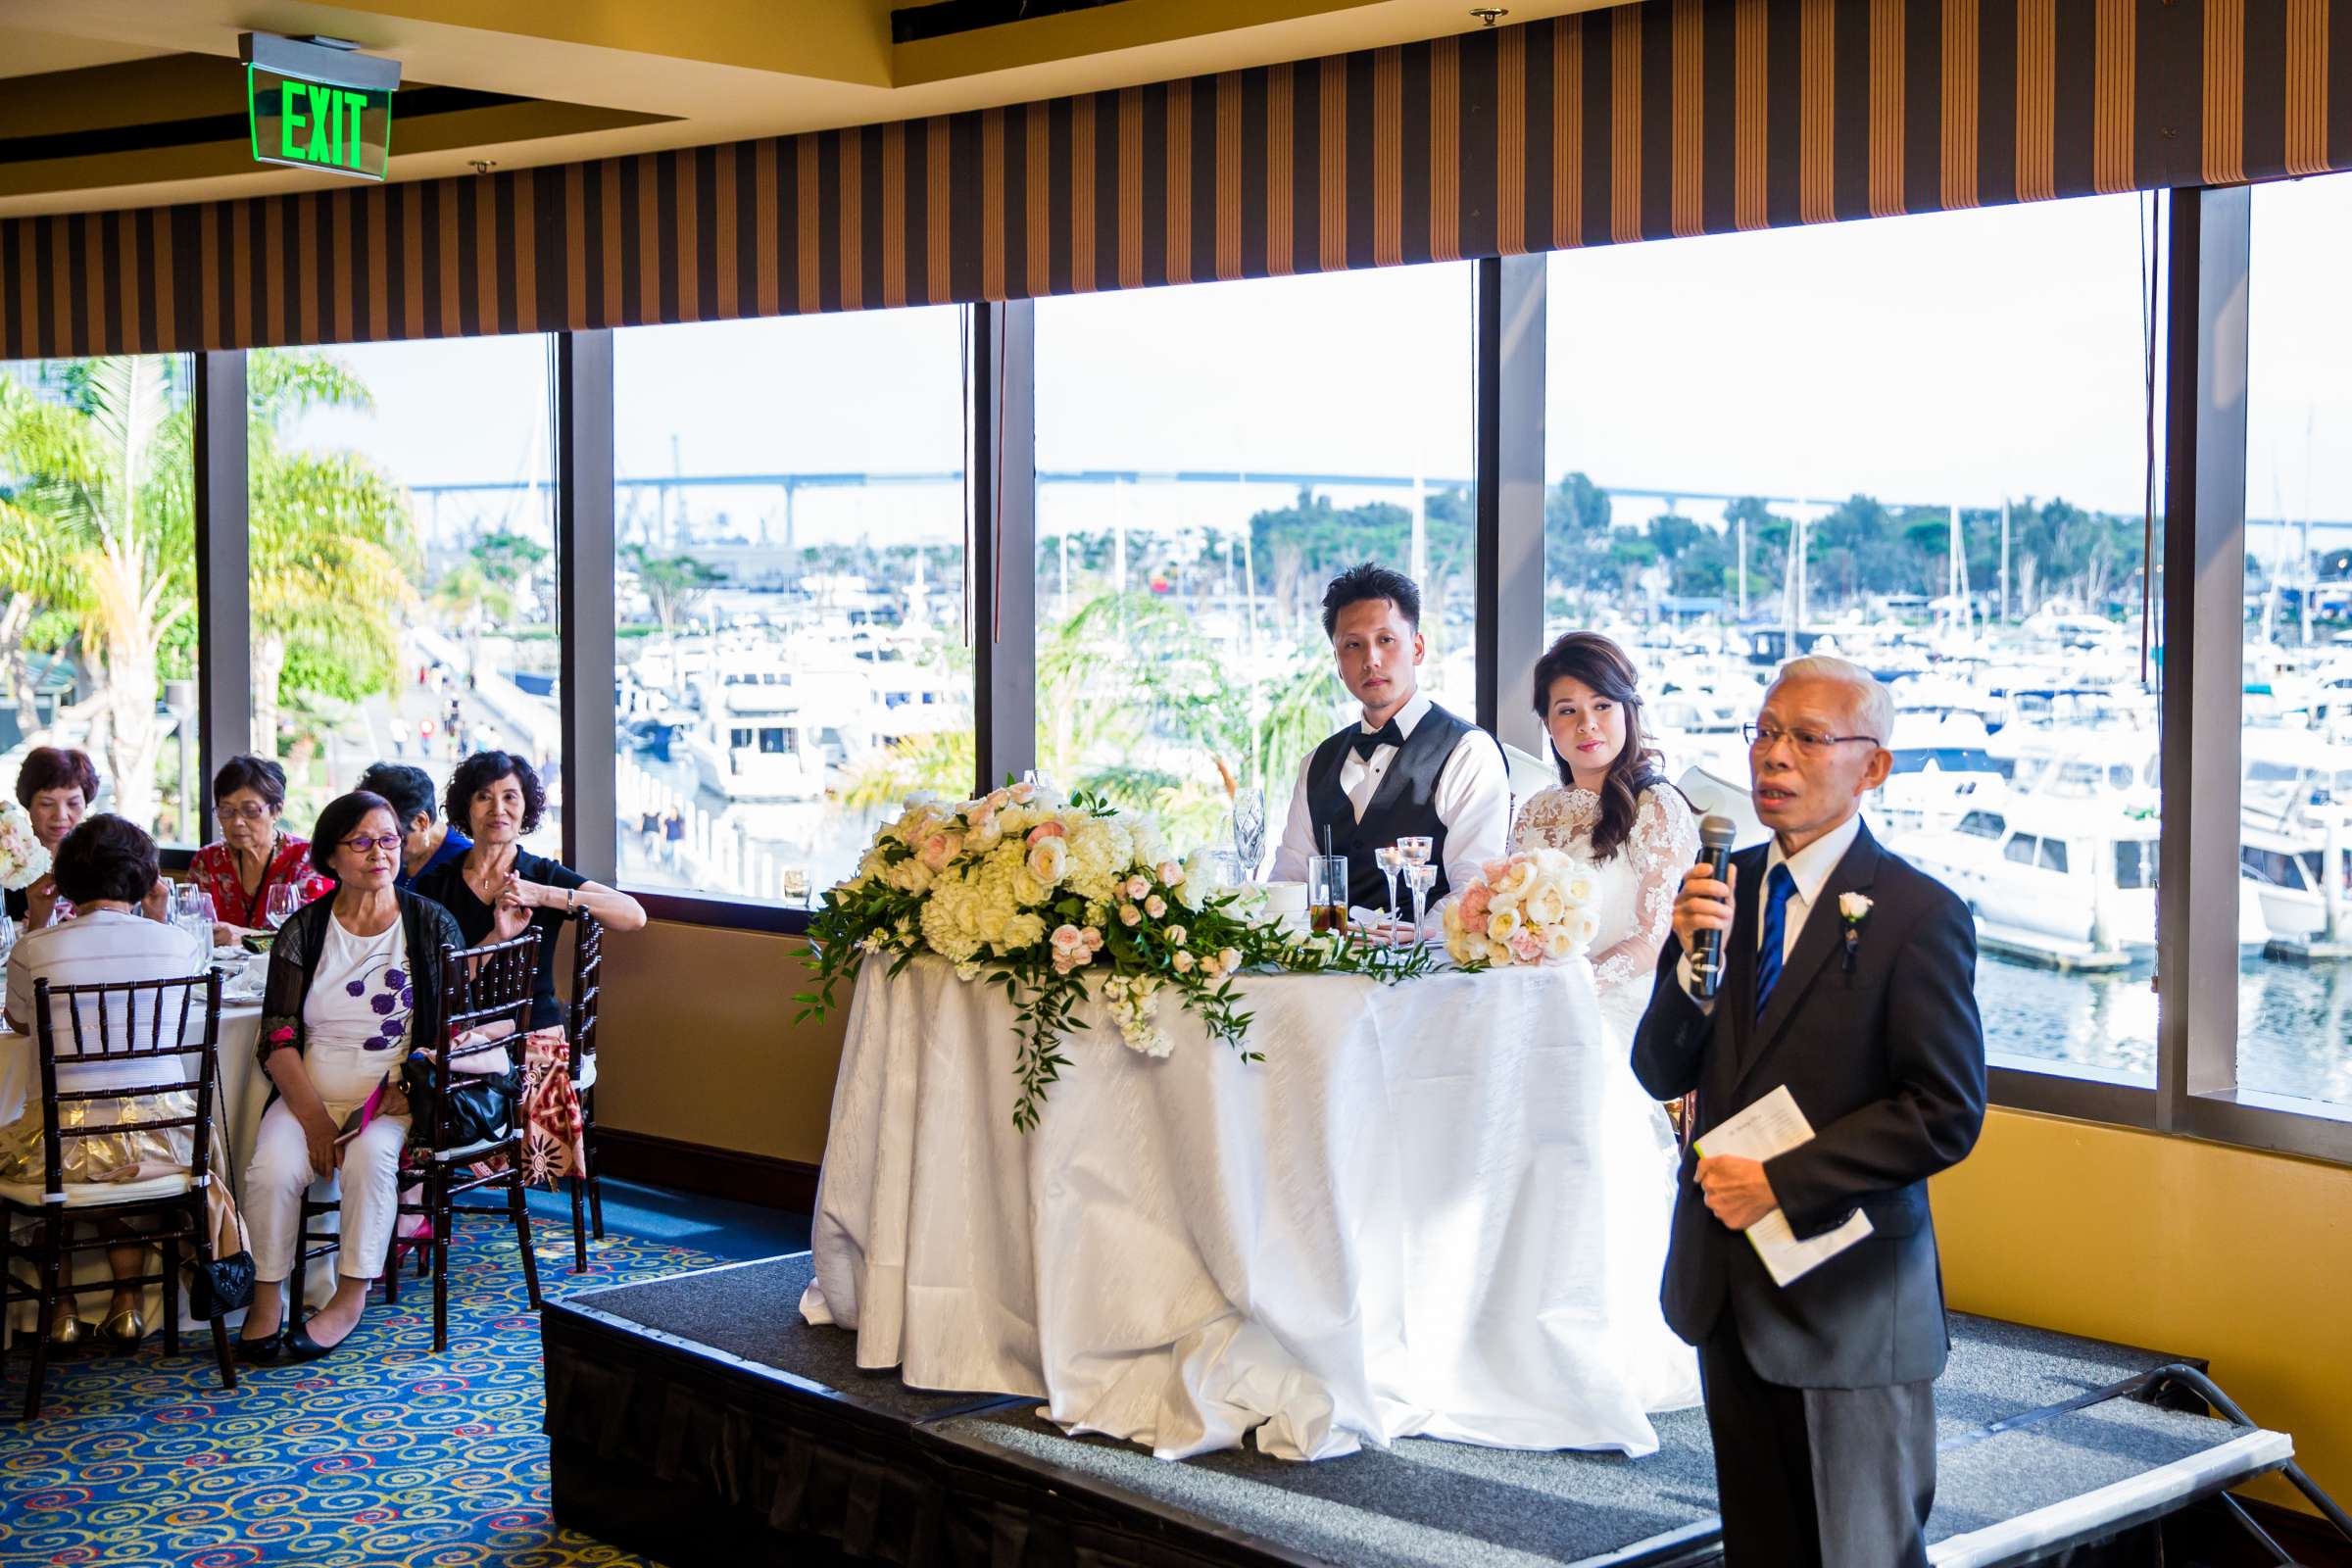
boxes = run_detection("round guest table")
[802,953,1700,1461]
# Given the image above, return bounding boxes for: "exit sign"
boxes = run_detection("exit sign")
[240,33,402,182]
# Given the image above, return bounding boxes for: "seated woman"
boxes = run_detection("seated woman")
[239,792,466,1363]
[414,752,645,1033]
[186,755,333,948]
[8,746,100,931]
[0,814,211,1348]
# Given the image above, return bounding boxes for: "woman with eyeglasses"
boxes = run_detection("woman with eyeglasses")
[186,755,333,948]
[8,747,102,930]
[237,791,466,1364]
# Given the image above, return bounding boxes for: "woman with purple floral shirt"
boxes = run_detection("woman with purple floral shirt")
[237,791,466,1365]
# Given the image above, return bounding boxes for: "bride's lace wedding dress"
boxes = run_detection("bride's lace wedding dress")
[1510,781,1698,1051]
[1507,778,1702,1415]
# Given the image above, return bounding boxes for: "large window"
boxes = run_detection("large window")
[2238,172,2352,1108]
[1547,197,2167,1083]
[1033,265,1476,851]
[611,309,971,905]
[260,337,560,856]
[0,355,201,846]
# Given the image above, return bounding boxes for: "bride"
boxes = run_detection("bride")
[1511,631,1698,1051]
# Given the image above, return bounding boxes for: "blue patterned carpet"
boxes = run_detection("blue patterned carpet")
[0,1221,720,1567]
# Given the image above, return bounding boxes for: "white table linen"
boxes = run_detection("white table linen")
[803,954,1700,1462]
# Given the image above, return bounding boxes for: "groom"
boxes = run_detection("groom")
[1270,563,1508,924]
[1632,657,1986,1567]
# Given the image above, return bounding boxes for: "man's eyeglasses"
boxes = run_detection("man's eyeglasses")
[342,834,404,854]
[216,803,275,822]
[1743,723,1882,756]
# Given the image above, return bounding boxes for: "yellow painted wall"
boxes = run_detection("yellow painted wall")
[599,928,2350,1511]
[1934,1107,2352,1513]
[597,921,839,1167]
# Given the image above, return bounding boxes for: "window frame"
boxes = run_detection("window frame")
[136,178,2348,1163]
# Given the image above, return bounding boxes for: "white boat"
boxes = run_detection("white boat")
[681,658,827,800]
[1870,710,2008,836]
[1893,796,2268,967]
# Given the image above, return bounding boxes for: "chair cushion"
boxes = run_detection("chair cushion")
[0,1171,197,1207]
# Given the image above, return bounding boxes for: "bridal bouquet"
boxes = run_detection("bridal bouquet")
[797,781,1438,1130]
[0,801,49,893]
[1442,848,1601,968]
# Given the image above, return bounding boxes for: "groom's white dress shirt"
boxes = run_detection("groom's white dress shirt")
[1269,689,1511,916]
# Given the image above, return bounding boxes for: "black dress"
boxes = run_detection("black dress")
[412,849,588,1032]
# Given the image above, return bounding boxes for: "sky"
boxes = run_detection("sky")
[280,173,2352,528]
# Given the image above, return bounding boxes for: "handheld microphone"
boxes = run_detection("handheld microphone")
[1690,814,1739,1000]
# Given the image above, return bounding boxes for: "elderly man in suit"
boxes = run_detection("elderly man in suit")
[1632,656,1987,1567]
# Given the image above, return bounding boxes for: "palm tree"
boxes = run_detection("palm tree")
[0,358,191,823]
[240,351,416,758]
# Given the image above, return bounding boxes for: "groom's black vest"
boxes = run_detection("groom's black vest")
[1306,702,1485,909]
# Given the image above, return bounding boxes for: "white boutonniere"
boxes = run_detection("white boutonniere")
[1838,893,1872,971]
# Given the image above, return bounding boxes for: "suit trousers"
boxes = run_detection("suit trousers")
[1698,1313,1936,1568]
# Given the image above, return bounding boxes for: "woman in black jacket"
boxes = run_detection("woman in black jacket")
[237,791,466,1364]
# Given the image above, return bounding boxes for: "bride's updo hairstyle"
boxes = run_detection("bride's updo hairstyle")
[1531,631,1666,863]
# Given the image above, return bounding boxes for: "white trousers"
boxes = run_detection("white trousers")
[245,1098,412,1282]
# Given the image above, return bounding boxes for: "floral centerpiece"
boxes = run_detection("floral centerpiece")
[797,781,1439,1130]
[1441,848,1601,968]
[0,801,49,895]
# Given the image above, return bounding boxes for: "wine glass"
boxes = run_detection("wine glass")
[265,883,301,931]
[175,884,218,953]
[1396,835,1433,870]
[1402,861,1438,945]
[1374,844,1407,929]
[1231,787,1266,877]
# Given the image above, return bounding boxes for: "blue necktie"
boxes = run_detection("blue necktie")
[1754,862,1798,1018]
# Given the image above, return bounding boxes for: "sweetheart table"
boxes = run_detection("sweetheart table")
[801,953,1700,1461]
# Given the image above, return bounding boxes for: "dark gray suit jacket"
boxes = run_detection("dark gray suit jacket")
[1630,820,1986,1390]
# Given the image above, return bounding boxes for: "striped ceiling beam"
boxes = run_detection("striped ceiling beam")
[2,0,2345,361]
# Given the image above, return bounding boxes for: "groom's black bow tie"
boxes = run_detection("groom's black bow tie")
[1350,719,1404,760]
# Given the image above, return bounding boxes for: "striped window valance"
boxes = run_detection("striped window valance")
[2,0,2344,361]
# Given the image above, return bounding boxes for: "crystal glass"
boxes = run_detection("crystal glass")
[780,865,811,908]
[1402,861,1438,944]
[1231,787,1267,877]
[265,883,302,930]
[1306,855,1349,935]
[1396,835,1434,869]
[1374,844,1407,926]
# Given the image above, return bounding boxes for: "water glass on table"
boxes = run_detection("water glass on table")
[1306,856,1349,935]
[175,883,219,952]
[265,882,301,931]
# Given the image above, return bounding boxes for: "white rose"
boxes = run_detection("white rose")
[1523,884,1565,927]
[1173,951,1196,973]
[1544,926,1576,960]
[1120,904,1143,927]
[1488,907,1522,941]
[1218,947,1242,973]
[1145,894,1167,918]
[1490,888,1521,918]
[1158,860,1185,886]
[1563,870,1598,906]
[1165,925,1187,946]
[1026,836,1070,885]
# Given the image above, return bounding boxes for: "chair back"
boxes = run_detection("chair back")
[28,970,224,1200]
[566,913,604,1076]
[420,931,540,1148]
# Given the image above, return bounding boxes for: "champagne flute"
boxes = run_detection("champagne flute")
[1374,844,1407,932]
[1402,861,1438,946]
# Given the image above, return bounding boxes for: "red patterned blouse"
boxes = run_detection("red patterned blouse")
[187,834,334,930]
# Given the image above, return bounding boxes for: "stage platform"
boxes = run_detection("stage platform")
[542,1253,2293,1568]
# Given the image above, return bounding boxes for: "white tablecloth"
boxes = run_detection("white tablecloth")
[803,955,1701,1462]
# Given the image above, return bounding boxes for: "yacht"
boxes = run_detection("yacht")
[681,657,827,800]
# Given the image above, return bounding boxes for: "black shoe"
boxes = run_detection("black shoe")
[234,1330,285,1365]
[281,1320,349,1364]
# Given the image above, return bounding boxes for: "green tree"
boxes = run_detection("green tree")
[627,544,727,692]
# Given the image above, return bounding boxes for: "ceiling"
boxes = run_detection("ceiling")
[0,0,1613,218]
